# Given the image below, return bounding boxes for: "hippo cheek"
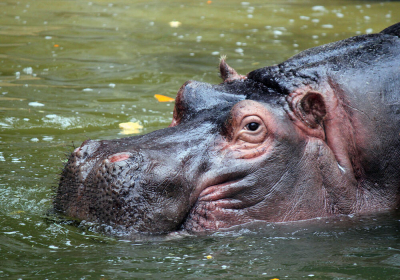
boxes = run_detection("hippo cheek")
[183,100,297,232]
[182,138,312,232]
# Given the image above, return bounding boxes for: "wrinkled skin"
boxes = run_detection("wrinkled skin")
[54,23,400,234]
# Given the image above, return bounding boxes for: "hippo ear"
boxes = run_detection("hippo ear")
[299,91,326,127]
[219,57,246,82]
[288,91,326,138]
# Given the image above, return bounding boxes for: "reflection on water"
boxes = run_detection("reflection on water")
[0,0,399,278]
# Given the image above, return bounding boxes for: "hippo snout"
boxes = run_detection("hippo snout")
[73,139,142,169]
[55,139,148,226]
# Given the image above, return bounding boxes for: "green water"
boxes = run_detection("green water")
[1,0,399,279]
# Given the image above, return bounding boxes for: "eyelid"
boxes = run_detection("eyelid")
[240,115,263,130]
[245,122,260,131]
[234,115,268,144]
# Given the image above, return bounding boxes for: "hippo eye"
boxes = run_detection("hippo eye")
[235,115,267,144]
[246,122,260,131]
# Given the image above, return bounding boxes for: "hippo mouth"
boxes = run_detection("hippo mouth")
[191,168,253,206]
[182,175,258,232]
[198,179,243,203]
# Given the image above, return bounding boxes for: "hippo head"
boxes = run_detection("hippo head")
[54,59,348,234]
[55,24,400,234]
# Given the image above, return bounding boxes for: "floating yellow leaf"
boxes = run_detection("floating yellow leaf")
[206,255,213,259]
[169,21,182,28]
[119,122,143,135]
[9,210,25,215]
[154,94,175,102]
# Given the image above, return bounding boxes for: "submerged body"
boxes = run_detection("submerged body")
[54,23,400,234]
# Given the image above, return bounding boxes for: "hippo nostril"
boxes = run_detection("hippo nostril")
[74,140,100,159]
[109,153,131,163]
[106,152,142,171]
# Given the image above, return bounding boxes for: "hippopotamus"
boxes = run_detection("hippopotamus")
[54,22,400,235]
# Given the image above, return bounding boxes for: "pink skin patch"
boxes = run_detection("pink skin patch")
[109,153,130,163]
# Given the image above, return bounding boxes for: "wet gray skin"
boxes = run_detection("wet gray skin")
[54,23,400,235]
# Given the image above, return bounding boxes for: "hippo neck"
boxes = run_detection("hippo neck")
[321,78,399,212]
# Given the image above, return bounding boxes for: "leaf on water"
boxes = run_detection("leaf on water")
[9,210,25,215]
[154,94,175,102]
[119,122,143,135]
[169,21,182,28]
